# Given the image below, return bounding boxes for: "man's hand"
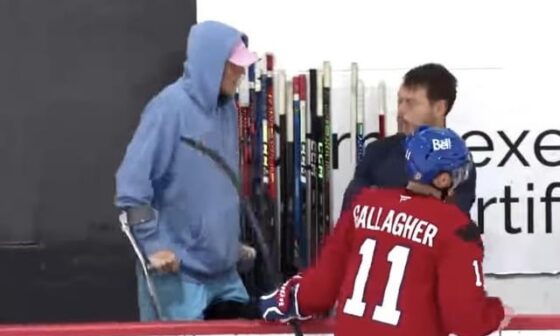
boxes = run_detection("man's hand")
[148,250,180,273]
[238,243,257,273]
[239,243,257,261]
[259,274,311,323]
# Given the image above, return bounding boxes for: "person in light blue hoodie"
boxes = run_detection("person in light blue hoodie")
[114,20,259,321]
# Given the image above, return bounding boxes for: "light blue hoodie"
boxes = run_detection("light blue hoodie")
[115,21,245,282]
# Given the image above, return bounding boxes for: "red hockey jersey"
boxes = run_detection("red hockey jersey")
[297,187,504,336]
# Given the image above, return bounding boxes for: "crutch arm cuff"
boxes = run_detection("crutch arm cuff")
[122,204,156,226]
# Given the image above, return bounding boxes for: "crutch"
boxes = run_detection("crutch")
[119,212,164,320]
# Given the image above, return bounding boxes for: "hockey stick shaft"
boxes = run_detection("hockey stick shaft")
[356,80,365,161]
[377,81,387,139]
[322,62,332,233]
[180,136,304,336]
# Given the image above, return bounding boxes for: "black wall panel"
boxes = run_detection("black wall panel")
[0,0,196,322]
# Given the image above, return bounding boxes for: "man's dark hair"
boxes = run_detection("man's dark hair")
[403,63,457,115]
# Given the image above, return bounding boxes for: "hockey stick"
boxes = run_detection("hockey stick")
[356,79,365,162]
[180,136,304,336]
[119,213,164,320]
[350,62,358,163]
[283,79,296,276]
[292,76,304,268]
[308,69,318,264]
[314,69,325,263]
[322,62,332,235]
[377,81,387,139]
[298,74,308,267]
[265,54,276,202]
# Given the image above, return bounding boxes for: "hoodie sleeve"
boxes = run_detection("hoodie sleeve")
[115,101,178,256]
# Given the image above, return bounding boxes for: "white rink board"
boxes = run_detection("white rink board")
[142,332,560,336]
[500,333,560,336]
[1,319,555,336]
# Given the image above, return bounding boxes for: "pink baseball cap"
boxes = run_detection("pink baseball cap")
[228,40,258,67]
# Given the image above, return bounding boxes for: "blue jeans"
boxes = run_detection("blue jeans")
[136,266,249,321]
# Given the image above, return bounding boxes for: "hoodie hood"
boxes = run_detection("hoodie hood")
[182,21,245,112]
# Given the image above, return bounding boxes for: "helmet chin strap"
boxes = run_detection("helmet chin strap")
[406,180,454,202]
[438,187,450,201]
[406,181,443,199]
[430,172,455,200]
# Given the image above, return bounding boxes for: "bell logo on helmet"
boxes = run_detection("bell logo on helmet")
[432,138,452,151]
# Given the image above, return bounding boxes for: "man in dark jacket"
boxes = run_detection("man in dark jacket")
[342,63,476,215]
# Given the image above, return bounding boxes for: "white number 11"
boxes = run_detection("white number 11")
[343,238,410,326]
[473,260,483,287]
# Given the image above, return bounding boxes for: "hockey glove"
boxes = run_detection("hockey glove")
[259,274,312,323]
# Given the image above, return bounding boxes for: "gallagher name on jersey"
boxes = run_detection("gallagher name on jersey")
[352,204,438,247]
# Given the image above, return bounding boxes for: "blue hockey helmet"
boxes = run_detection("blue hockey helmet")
[405,125,472,189]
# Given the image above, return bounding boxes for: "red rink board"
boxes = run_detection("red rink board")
[0,316,559,336]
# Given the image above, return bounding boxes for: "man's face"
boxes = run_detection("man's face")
[220,61,245,97]
[397,85,443,135]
